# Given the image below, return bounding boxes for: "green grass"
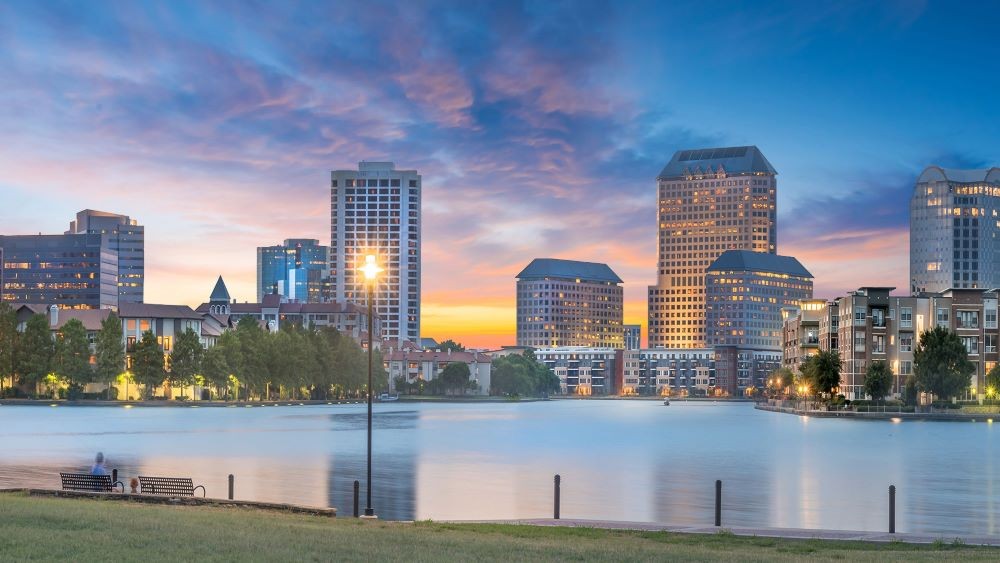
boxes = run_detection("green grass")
[0,492,996,561]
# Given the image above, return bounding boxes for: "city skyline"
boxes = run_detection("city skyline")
[1,2,999,348]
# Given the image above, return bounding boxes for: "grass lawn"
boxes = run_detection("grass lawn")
[0,492,996,561]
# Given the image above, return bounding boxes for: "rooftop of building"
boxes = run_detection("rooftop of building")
[707,250,812,278]
[118,303,203,320]
[516,258,623,284]
[658,146,777,179]
[384,348,492,363]
[194,300,369,316]
[209,276,231,303]
[917,166,1000,184]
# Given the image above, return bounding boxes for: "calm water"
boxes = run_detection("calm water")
[0,400,997,535]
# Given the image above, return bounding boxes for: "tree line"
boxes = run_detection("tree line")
[0,304,387,400]
[769,325,1000,403]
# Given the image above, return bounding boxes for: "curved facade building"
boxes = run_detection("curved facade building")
[910,166,1000,294]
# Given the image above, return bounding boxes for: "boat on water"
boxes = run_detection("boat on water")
[379,393,399,402]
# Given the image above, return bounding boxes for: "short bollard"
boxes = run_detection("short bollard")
[554,474,561,520]
[353,480,360,518]
[228,474,234,500]
[112,469,118,486]
[889,485,896,534]
[714,480,722,527]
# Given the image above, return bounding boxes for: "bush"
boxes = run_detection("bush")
[932,401,962,410]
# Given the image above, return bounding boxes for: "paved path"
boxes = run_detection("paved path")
[450,518,1000,547]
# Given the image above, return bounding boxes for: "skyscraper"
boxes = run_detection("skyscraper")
[648,146,777,349]
[910,166,1000,294]
[257,239,330,302]
[330,162,421,344]
[67,209,144,303]
[705,250,813,350]
[0,234,118,309]
[516,258,624,348]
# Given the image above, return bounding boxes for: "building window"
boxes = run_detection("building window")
[985,308,997,329]
[899,360,912,375]
[900,307,912,328]
[962,336,979,355]
[986,334,997,354]
[871,308,885,328]
[854,332,866,351]
[936,308,949,327]
[899,333,913,353]
[872,334,885,354]
[957,310,979,329]
[854,307,866,326]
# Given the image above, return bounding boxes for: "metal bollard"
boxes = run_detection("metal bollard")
[889,485,896,534]
[554,474,561,520]
[714,480,722,527]
[112,469,118,485]
[228,474,234,500]
[353,480,360,518]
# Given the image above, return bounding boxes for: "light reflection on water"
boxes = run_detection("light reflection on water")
[0,401,995,535]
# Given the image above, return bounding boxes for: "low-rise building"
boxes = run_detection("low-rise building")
[783,287,999,400]
[781,299,832,372]
[195,276,380,345]
[620,348,715,396]
[533,347,621,395]
[384,348,492,395]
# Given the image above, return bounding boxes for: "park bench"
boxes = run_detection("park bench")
[60,472,124,493]
[137,476,206,497]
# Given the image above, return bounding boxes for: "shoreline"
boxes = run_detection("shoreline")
[0,396,753,407]
[756,403,999,422]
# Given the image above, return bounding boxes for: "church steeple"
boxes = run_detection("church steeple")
[209,276,231,315]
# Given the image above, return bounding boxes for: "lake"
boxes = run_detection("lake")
[0,400,996,535]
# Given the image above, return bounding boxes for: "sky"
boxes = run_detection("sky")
[1,0,998,348]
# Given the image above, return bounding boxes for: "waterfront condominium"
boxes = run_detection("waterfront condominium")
[910,165,1000,294]
[257,239,330,302]
[0,234,119,309]
[705,250,813,350]
[67,209,144,303]
[330,162,421,345]
[516,258,624,348]
[648,146,777,349]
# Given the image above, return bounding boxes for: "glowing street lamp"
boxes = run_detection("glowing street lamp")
[358,253,382,518]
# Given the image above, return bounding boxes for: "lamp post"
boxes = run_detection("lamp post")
[358,254,382,518]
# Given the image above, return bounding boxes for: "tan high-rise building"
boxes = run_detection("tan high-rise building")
[648,146,777,349]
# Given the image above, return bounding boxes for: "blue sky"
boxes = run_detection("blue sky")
[0,0,997,346]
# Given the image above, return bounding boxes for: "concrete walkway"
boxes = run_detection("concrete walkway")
[452,518,1000,547]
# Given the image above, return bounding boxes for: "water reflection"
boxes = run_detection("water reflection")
[0,401,996,535]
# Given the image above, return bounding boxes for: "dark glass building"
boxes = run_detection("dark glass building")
[0,234,119,309]
[67,209,145,303]
[705,250,813,351]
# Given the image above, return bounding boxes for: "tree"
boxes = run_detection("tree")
[437,339,465,352]
[131,330,165,399]
[0,303,17,392]
[440,362,471,395]
[54,318,93,389]
[903,375,918,406]
[913,326,974,400]
[864,360,893,403]
[200,345,229,399]
[169,328,203,398]
[236,317,268,399]
[490,352,558,396]
[800,350,841,397]
[769,367,794,394]
[18,314,54,396]
[95,312,124,399]
[986,363,1000,402]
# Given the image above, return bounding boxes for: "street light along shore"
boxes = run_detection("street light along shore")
[359,253,383,519]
